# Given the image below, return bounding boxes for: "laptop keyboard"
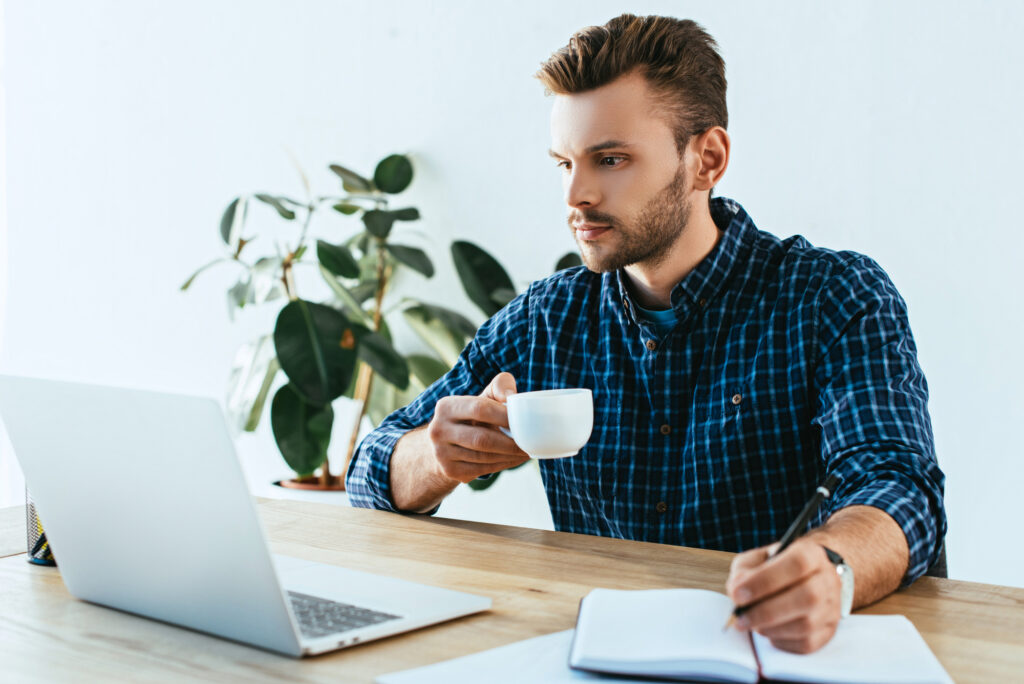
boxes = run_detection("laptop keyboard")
[288,591,401,639]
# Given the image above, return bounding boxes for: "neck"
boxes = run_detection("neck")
[623,200,722,309]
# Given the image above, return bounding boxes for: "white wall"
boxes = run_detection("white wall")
[2,0,1021,587]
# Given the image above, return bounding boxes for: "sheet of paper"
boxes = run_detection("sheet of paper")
[376,630,651,683]
[754,614,953,684]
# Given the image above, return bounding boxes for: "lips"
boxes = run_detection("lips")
[575,224,611,241]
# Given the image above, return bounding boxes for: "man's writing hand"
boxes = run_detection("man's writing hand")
[426,372,530,484]
[725,538,842,654]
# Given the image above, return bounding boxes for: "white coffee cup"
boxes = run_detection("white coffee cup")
[503,388,593,459]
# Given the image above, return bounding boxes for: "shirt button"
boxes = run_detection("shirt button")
[655,501,668,514]
[645,339,657,351]
[699,298,707,307]
[659,424,671,435]
[731,393,743,405]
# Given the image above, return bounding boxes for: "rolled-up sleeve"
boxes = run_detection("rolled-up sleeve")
[345,290,531,511]
[812,256,946,585]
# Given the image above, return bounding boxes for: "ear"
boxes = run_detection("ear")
[689,126,730,192]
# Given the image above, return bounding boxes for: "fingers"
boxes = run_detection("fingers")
[434,394,510,428]
[766,631,836,655]
[434,450,528,483]
[727,539,825,608]
[432,443,529,483]
[726,539,842,655]
[728,546,771,582]
[735,572,838,632]
[482,371,518,402]
[427,373,529,484]
[443,424,525,458]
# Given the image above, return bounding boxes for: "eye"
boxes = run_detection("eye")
[600,156,625,167]
[556,159,571,170]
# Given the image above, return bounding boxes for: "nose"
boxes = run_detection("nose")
[565,167,600,209]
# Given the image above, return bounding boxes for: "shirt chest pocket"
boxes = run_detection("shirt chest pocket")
[555,394,623,503]
[689,385,748,485]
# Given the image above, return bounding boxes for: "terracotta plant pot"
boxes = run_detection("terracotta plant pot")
[274,476,346,491]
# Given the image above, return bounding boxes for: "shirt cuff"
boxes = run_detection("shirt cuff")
[345,425,444,516]
[345,426,405,512]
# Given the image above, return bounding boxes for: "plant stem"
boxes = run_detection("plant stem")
[281,256,298,301]
[296,203,315,255]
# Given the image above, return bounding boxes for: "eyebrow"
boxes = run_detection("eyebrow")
[548,140,633,159]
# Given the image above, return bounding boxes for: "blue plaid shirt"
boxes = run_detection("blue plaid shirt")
[347,197,946,584]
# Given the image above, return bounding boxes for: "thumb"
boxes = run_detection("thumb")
[482,372,518,402]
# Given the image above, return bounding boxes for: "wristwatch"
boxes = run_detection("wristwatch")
[822,546,854,617]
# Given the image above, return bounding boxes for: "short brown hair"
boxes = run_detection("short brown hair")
[536,14,727,153]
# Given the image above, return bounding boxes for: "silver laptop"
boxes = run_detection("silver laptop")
[0,375,491,657]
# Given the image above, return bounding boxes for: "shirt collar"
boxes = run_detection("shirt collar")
[613,196,756,322]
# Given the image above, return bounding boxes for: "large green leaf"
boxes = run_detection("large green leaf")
[467,474,500,491]
[245,356,280,432]
[407,354,449,388]
[375,316,394,344]
[491,288,516,306]
[317,240,360,279]
[318,265,374,326]
[227,276,249,313]
[555,252,583,271]
[391,207,420,221]
[358,248,382,281]
[386,244,434,278]
[225,334,277,433]
[247,257,285,305]
[273,299,358,404]
[219,196,247,245]
[451,241,516,317]
[353,325,409,390]
[332,201,361,215]
[365,372,398,426]
[329,164,372,192]
[350,279,378,305]
[373,154,413,194]
[403,304,472,367]
[362,210,395,239]
[345,231,371,255]
[364,363,423,426]
[270,384,333,478]
[407,302,477,338]
[466,460,529,491]
[254,193,297,220]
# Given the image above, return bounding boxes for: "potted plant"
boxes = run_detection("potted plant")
[183,153,580,491]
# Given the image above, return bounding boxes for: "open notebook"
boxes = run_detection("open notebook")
[570,589,952,684]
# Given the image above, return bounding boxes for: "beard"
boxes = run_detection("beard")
[568,165,692,273]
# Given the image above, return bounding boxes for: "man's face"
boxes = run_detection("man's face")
[549,70,693,273]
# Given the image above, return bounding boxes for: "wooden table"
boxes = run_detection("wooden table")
[1,500,1021,682]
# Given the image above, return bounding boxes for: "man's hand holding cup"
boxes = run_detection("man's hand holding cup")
[426,372,530,483]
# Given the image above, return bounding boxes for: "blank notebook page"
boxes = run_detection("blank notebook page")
[572,588,758,679]
[754,614,953,684]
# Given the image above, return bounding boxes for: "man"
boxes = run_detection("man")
[347,14,946,654]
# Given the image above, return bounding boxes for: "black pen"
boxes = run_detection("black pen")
[723,472,841,631]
